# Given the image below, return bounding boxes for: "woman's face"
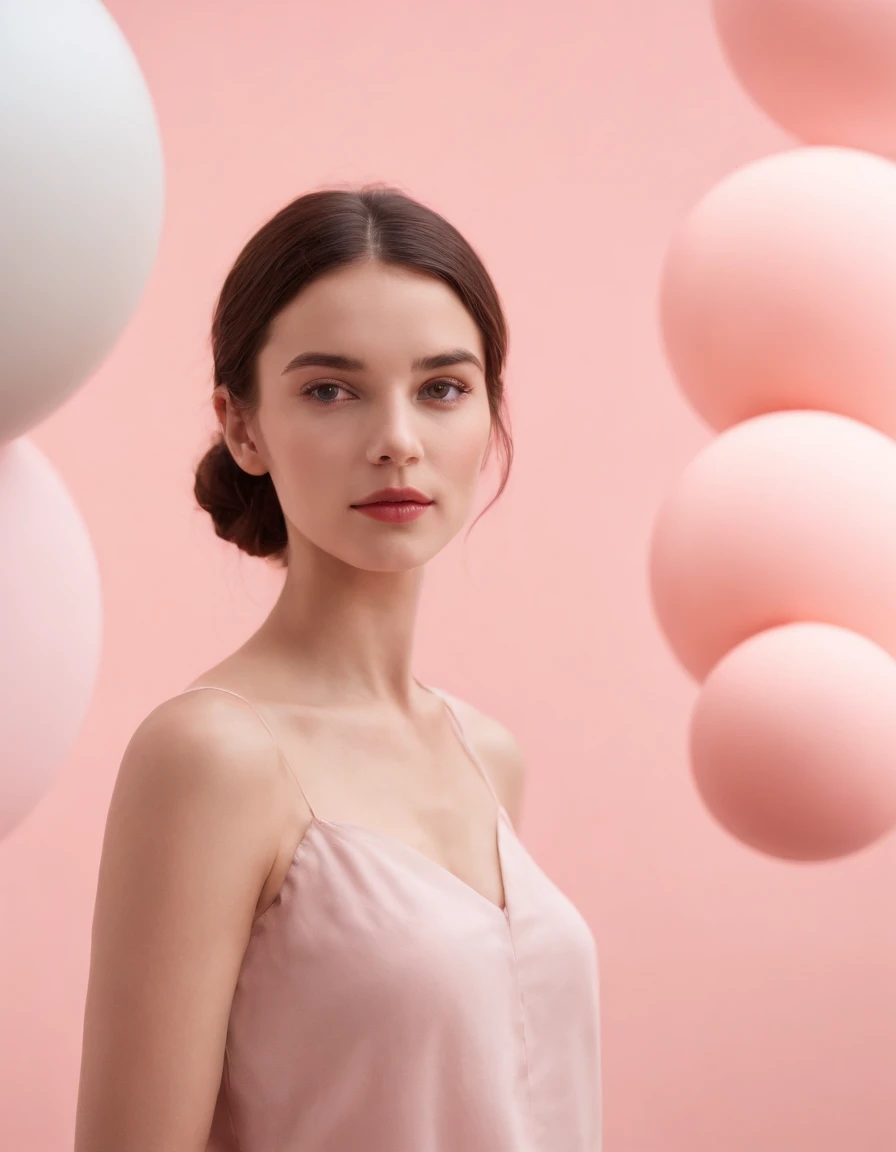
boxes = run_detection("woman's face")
[246,260,493,571]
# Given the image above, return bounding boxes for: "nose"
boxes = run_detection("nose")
[365,401,424,466]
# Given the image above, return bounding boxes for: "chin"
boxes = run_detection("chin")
[348,531,457,572]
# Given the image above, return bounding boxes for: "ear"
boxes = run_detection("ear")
[213,386,269,477]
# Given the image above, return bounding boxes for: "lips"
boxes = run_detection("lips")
[352,486,433,506]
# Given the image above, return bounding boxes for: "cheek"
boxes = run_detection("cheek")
[272,423,336,477]
[450,405,491,456]
[265,431,335,509]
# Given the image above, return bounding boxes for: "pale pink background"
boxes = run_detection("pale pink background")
[2,1,894,1149]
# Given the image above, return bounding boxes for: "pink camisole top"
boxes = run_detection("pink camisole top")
[180,681,602,1152]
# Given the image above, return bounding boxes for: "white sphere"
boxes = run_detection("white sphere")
[0,0,164,441]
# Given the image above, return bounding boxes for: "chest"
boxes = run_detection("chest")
[277,704,507,910]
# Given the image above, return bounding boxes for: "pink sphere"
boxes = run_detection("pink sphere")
[713,0,896,156]
[691,622,896,861]
[649,410,896,682]
[0,438,102,838]
[659,147,896,439]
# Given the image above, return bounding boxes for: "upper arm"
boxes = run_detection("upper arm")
[74,695,284,1152]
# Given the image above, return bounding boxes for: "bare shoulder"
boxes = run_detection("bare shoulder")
[137,686,288,787]
[75,690,286,1150]
[111,687,295,919]
[108,687,291,916]
[440,691,528,827]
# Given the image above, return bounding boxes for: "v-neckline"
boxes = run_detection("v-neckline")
[295,678,513,922]
[184,678,513,922]
[309,807,512,921]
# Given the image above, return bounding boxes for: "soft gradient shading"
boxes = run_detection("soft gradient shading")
[0,0,164,442]
[2,3,894,1151]
[659,147,896,440]
[0,439,102,837]
[649,412,896,681]
[690,623,896,860]
[713,0,896,156]
[649,412,896,858]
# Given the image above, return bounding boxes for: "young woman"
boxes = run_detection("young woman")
[75,186,602,1152]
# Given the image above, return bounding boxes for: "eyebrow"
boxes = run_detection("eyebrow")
[280,347,484,375]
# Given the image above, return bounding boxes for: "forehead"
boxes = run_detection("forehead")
[264,262,484,362]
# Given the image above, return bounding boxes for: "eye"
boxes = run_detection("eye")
[300,378,473,406]
[302,382,348,405]
[422,378,473,404]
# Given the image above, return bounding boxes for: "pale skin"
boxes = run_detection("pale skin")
[75,260,527,1151]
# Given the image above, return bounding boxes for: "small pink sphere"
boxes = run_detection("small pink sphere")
[691,622,896,861]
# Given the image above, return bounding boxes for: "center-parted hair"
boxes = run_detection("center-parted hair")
[193,184,514,567]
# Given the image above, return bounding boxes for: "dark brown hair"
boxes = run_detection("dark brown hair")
[193,183,513,567]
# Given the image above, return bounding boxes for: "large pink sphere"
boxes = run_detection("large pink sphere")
[713,0,896,157]
[649,411,896,682]
[659,147,896,439]
[0,439,102,838]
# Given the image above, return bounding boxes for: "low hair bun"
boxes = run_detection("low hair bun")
[193,436,288,564]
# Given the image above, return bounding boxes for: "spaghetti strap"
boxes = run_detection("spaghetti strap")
[179,685,317,821]
[416,680,503,811]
